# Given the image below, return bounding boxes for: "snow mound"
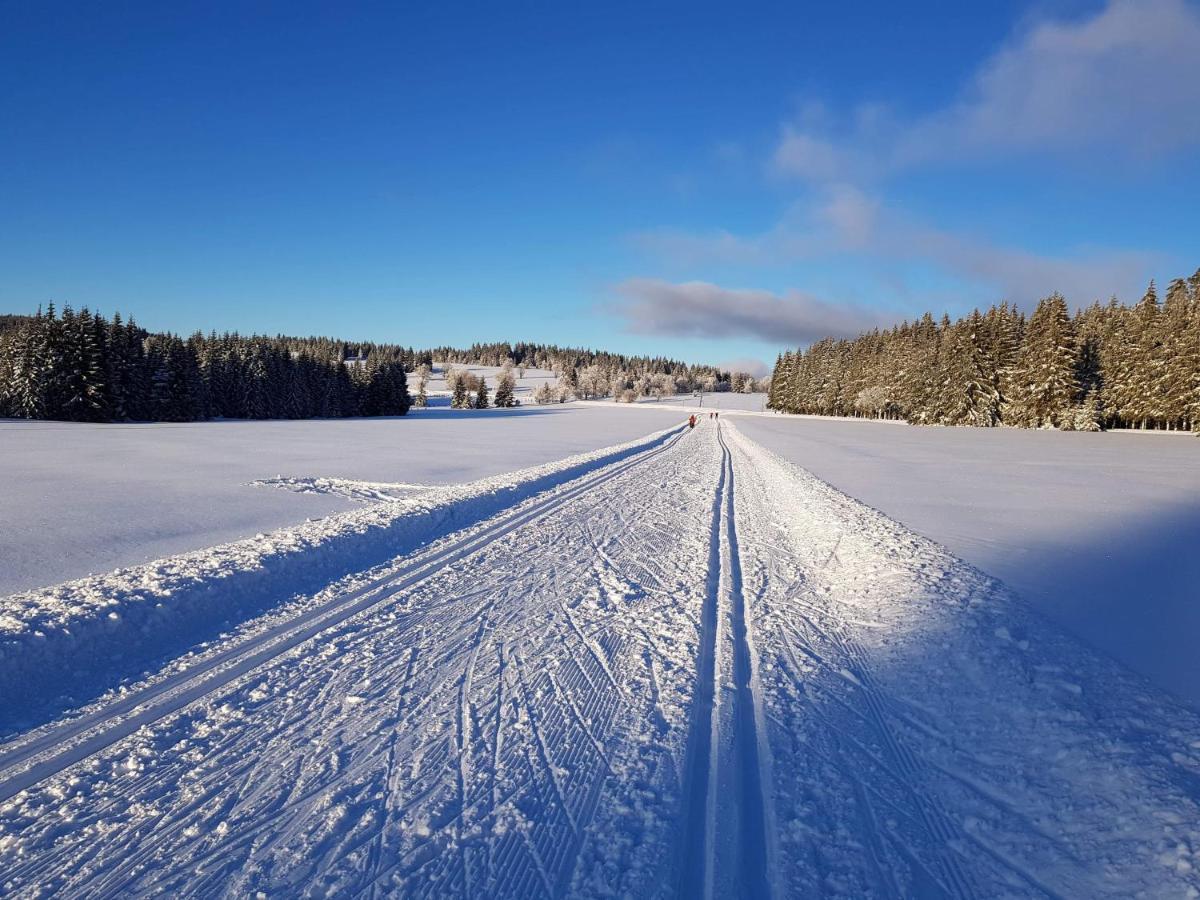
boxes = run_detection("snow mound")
[254,476,432,503]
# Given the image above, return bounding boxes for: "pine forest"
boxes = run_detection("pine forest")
[767,271,1200,433]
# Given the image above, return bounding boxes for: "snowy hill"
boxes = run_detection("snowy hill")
[419,362,558,407]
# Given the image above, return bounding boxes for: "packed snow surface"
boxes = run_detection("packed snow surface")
[0,424,683,729]
[733,414,1200,708]
[1,420,1198,897]
[0,405,681,596]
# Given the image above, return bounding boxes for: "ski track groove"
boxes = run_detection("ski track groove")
[675,424,725,900]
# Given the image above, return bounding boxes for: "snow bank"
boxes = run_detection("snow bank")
[0,424,680,725]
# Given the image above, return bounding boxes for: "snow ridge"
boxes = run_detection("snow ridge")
[0,424,682,729]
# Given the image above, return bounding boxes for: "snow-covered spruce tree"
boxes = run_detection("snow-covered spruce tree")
[895,319,934,424]
[0,322,17,417]
[765,353,785,410]
[532,381,555,404]
[1004,294,1077,428]
[364,352,410,416]
[1135,281,1167,428]
[1072,393,1103,432]
[1184,271,1200,434]
[474,378,490,409]
[987,302,1025,416]
[450,373,470,409]
[941,311,1000,427]
[56,306,113,422]
[1110,283,1162,429]
[900,315,940,423]
[493,369,517,407]
[1,312,45,419]
[1160,277,1195,429]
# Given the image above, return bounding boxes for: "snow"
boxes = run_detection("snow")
[0,405,681,596]
[1,420,1197,897]
[420,362,557,406]
[581,391,770,412]
[732,414,1200,709]
[0,422,683,730]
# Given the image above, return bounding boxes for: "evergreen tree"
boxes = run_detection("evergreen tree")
[474,378,490,409]
[941,311,1000,427]
[1160,277,1193,428]
[451,375,470,409]
[493,369,517,407]
[1004,294,1077,428]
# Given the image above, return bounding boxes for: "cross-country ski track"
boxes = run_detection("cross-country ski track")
[2,420,1199,898]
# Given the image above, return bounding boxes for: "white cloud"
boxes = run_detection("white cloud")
[633,184,1157,308]
[618,0,1180,346]
[816,184,878,248]
[771,130,847,181]
[630,189,865,266]
[718,357,771,378]
[774,0,1200,181]
[609,278,896,346]
[887,222,1156,307]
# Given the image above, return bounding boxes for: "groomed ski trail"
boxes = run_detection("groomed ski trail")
[1,421,1199,898]
[0,426,687,807]
[677,422,774,900]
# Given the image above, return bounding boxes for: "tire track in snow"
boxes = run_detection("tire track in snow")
[0,426,687,806]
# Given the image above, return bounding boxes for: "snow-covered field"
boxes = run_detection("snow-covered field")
[579,392,769,413]
[421,363,556,406]
[642,391,769,411]
[0,405,681,596]
[732,415,1200,709]
[2,420,1198,897]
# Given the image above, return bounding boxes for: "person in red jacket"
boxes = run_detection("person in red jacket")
[688,414,696,429]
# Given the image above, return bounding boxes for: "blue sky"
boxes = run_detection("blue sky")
[3,1,1198,373]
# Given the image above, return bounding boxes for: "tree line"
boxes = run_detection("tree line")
[426,340,762,391]
[0,307,769,423]
[0,306,411,422]
[767,270,1200,433]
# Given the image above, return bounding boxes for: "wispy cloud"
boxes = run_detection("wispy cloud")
[609,278,896,345]
[632,184,1157,308]
[616,0,1182,348]
[889,221,1157,307]
[774,0,1200,181]
[630,189,872,266]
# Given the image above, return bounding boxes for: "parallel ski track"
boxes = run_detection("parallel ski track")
[0,426,687,806]
[677,422,774,899]
[718,422,775,900]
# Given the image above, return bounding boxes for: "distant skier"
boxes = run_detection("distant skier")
[688,415,696,429]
